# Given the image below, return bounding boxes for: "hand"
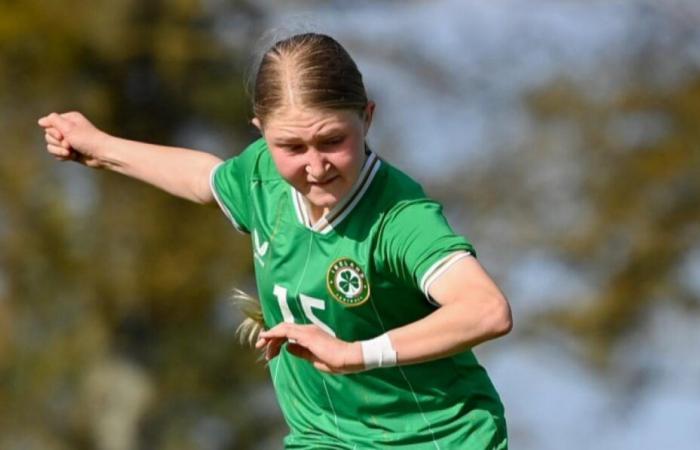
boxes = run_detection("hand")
[37,111,109,167]
[256,323,364,374]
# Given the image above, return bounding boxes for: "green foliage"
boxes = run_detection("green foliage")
[528,78,700,367]
[0,1,281,449]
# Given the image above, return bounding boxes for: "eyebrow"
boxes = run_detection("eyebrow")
[273,128,346,144]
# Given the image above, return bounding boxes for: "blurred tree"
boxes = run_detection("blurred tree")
[433,74,700,370]
[0,1,281,449]
[526,77,700,368]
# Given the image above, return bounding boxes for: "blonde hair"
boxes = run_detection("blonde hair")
[231,289,264,347]
[252,33,368,126]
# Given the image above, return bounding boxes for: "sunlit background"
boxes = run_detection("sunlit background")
[1,1,699,449]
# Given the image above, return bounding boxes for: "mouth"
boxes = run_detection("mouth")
[308,175,339,187]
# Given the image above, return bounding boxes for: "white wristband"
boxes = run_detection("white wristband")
[361,333,397,369]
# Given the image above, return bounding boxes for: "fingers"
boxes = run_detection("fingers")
[45,126,64,141]
[260,323,305,344]
[255,336,287,360]
[45,132,66,148]
[47,143,72,159]
[266,337,286,360]
[287,343,315,361]
[60,111,84,121]
[38,112,73,134]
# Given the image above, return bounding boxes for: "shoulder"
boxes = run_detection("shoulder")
[375,158,427,202]
[215,137,281,182]
[372,158,446,224]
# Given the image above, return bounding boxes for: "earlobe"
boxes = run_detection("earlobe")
[251,117,263,132]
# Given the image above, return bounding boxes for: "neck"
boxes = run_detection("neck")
[309,205,329,224]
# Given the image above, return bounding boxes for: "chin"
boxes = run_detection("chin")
[307,192,339,209]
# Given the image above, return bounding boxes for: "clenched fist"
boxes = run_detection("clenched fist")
[37,112,109,168]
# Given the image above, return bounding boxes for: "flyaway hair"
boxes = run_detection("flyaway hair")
[231,288,264,347]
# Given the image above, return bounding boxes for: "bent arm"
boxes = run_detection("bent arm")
[257,255,512,373]
[379,255,512,366]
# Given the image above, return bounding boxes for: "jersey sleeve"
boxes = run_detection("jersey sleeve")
[376,199,476,306]
[209,138,266,234]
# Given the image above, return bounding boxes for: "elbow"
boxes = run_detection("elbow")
[487,293,513,338]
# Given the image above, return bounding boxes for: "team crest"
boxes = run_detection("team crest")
[326,258,370,306]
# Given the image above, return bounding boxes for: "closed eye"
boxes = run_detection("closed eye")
[279,143,305,152]
[320,136,345,148]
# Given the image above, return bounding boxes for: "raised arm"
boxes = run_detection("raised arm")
[38,111,222,204]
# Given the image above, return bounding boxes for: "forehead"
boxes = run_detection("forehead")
[263,107,361,140]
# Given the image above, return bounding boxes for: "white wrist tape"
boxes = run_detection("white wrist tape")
[361,333,397,369]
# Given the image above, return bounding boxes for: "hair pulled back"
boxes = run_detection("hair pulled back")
[253,33,368,126]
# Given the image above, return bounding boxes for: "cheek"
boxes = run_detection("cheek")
[335,140,365,175]
[270,152,305,181]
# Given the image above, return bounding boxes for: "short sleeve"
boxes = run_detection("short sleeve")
[375,199,476,306]
[210,138,266,234]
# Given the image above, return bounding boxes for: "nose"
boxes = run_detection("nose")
[305,148,330,180]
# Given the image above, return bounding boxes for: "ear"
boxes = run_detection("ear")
[362,101,375,136]
[251,117,263,133]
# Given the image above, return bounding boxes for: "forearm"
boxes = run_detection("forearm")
[386,297,511,365]
[350,293,511,369]
[98,134,222,204]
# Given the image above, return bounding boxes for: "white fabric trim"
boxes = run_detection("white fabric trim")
[290,189,306,226]
[290,151,381,233]
[321,157,381,234]
[209,162,248,234]
[420,251,473,306]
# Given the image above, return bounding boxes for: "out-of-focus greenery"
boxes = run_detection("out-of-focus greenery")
[0,1,283,449]
[527,78,700,367]
[437,73,700,369]
[2,1,699,449]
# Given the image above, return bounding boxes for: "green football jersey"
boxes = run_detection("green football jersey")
[211,138,507,449]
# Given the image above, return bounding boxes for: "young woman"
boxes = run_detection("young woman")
[39,33,512,449]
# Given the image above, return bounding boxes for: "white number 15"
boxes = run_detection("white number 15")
[273,284,335,336]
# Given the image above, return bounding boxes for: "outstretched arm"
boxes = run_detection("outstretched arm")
[38,111,222,204]
[257,256,512,373]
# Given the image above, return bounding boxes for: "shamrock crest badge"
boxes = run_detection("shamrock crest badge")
[326,257,370,306]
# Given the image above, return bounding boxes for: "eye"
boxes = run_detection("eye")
[322,136,345,147]
[279,143,305,153]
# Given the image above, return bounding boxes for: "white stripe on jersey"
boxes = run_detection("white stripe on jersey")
[291,189,311,227]
[420,251,473,306]
[209,162,248,234]
[290,151,381,234]
[321,157,381,234]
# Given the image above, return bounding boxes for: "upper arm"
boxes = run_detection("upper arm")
[428,256,512,334]
[427,255,506,307]
[196,157,223,205]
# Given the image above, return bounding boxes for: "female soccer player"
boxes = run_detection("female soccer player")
[39,33,512,449]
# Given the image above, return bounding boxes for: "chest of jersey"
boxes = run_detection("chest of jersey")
[251,210,381,341]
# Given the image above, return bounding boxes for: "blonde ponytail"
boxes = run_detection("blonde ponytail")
[231,289,265,347]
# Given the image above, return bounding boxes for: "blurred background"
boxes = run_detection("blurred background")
[1,0,699,449]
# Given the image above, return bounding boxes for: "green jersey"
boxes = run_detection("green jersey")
[211,138,507,449]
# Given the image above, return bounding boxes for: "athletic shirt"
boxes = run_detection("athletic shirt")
[211,138,507,449]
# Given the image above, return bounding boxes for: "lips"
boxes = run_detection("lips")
[309,175,338,187]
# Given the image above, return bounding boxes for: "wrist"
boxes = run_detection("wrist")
[343,341,365,373]
[360,333,398,370]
